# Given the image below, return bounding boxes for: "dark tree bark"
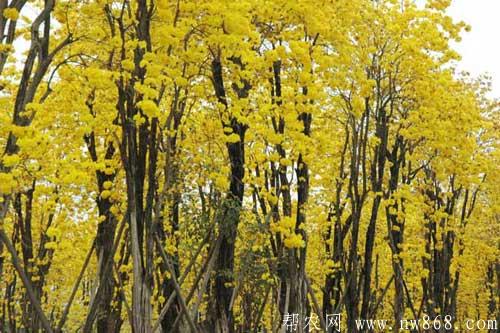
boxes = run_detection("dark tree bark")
[344,108,370,333]
[157,87,185,333]
[84,129,120,333]
[210,55,249,333]
[420,172,482,332]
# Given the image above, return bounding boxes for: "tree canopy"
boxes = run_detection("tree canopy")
[0,0,498,332]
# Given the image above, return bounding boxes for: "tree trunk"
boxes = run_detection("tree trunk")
[210,56,248,333]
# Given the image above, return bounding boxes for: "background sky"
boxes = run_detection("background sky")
[447,0,500,97]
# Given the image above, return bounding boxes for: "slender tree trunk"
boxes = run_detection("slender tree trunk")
[210,56,248,333]
[84,129,119,333]
[288,108,312,332]
[158,89,185,333]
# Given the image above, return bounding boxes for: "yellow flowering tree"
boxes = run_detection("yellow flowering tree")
[0,1,498,333]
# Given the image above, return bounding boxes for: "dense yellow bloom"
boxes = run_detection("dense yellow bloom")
[284,233,306,249]
[0,1,497,332]
[2,8,19,20]
[137,100,159,118]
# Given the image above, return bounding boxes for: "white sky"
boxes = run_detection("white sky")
[447,0,500,97]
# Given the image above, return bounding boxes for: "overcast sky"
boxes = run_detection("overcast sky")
[447,0,500,97]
